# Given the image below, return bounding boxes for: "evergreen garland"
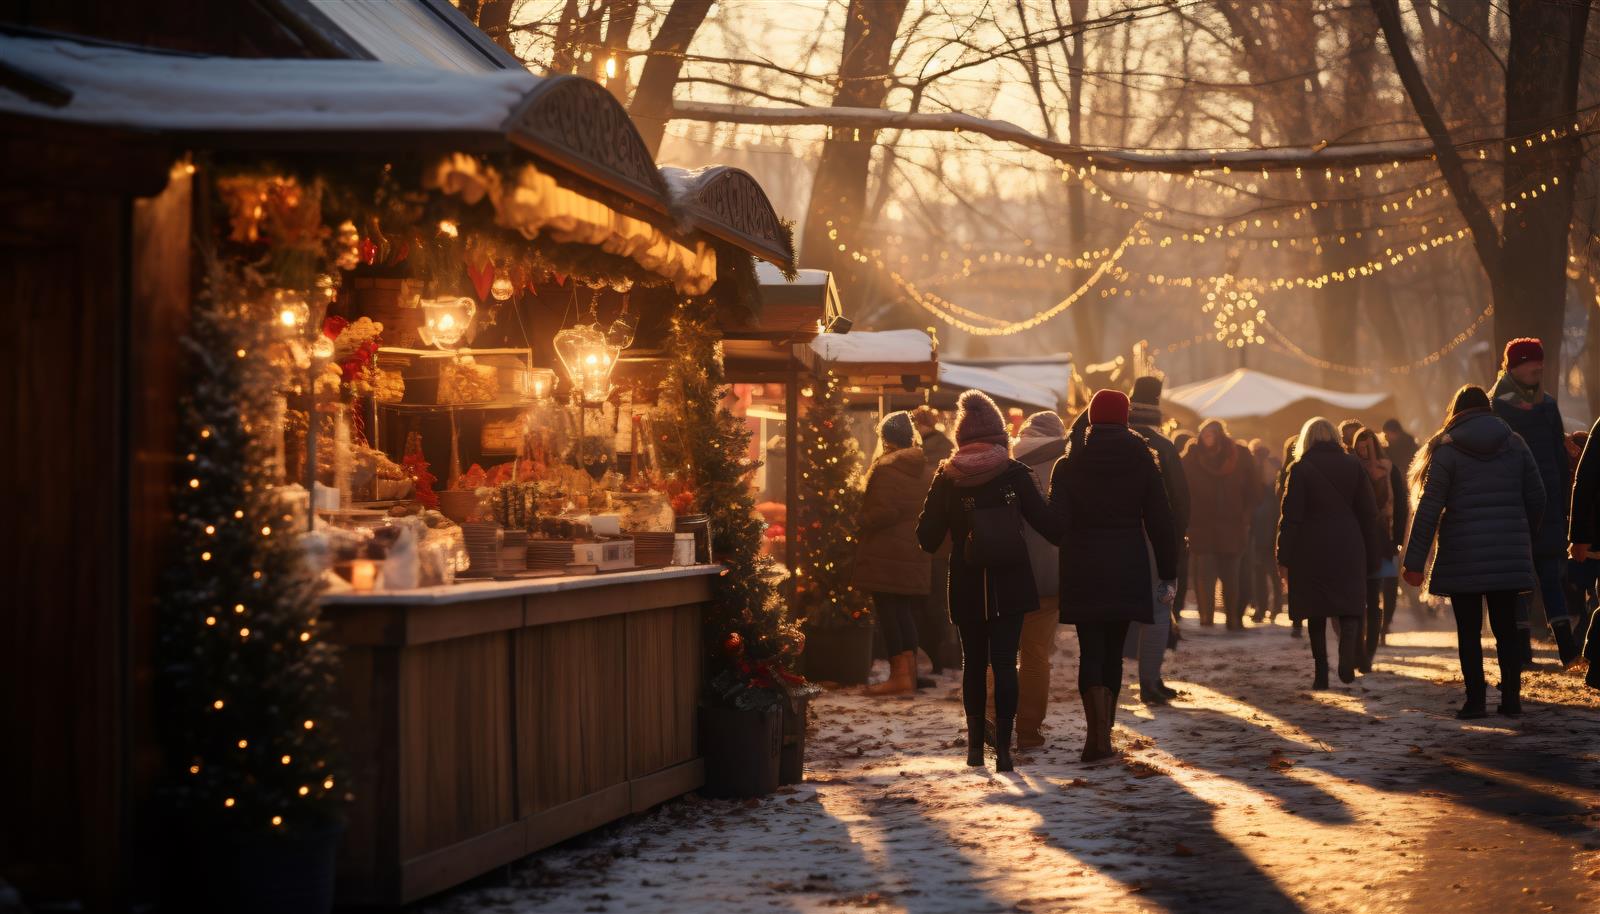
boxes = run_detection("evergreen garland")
[793,370,870,628]
[656,296,803,695]
[156,272,346,838]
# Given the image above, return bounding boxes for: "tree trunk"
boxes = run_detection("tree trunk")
[477,0,516,54]
[630,0,714,156]
[1498,0,1590,385]
[601,0,639,101]
[798,0,910,298]
[1064,0,1096,364]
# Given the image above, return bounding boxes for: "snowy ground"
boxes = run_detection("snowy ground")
[423,608,1600,914]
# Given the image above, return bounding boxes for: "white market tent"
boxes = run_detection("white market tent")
[1164,367,1397,441]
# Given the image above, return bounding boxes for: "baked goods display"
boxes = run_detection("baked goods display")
[437,357,499,404]
[372,367,405,403]
[480,417,523,453]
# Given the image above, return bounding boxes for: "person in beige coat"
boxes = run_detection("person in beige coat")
[853,411,934,695]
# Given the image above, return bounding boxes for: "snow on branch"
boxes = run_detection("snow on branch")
[668,101,1488,172]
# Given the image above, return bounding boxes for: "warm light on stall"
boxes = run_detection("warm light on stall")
[553,324,620,404]
[419,296,476,350]
[350,559,377,592]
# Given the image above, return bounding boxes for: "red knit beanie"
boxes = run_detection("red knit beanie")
[1088,389,1130,426]
[1503,337,1544,370]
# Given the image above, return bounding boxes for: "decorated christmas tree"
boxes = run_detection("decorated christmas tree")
[793,369,869,628]
[656,296,804,705]
[156,279,345,838]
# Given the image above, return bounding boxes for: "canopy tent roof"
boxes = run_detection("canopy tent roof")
[939,363,1057,412]
[943,355,1072,405]
[802,329,936,390]
[1166,368,1389,420]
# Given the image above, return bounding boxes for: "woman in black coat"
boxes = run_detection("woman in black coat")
[1276,417,1380,688]
[1051,390,1178,762]
[1404,386,1544,718]
[917,390,1061,772]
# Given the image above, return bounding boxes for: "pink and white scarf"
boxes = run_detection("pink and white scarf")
[942,442,1009,480]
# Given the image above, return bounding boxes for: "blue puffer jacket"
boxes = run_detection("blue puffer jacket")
[1402,409,1545,596]
[1491,378,1568,557]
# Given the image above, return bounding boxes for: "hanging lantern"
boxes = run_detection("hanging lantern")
[419,296,476,350]
[553,324,620,404]
[490,261,515,301]
[274,289,311,335]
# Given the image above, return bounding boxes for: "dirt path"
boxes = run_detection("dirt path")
[423,614,1600,914]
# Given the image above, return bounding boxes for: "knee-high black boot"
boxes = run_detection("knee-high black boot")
[1337,617,1360,683]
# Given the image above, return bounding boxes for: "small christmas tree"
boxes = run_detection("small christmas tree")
[793,369,869,628]
[656,297,803,700]
[156,280,345,838]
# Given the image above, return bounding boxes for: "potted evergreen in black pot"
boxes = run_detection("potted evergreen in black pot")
[157,281,347,913]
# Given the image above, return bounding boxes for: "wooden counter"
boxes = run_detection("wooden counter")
[321,565,719,906]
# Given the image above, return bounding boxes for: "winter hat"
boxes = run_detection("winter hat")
[1450,384,1491,416]
[953,389,1009,446]
[1503,337,1544,370]
[1088,389,1130,426]
[1018,410,1065,439]
[1130,376,1163,407]
[879,411,917,450]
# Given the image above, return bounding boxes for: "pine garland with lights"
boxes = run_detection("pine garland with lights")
[156,278,345,837]
[793,370,870,627]
[656,297,803,697]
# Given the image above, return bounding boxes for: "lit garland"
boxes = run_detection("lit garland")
[882,221,1144,335]
[1203,278,1266,349]
[1260,306,1495,377]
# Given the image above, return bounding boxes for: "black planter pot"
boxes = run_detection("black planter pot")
[779,695,810,786]
[699,704,781,799]
[168,820,342,914]
[802,623,875,685]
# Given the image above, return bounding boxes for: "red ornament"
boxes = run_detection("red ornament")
[322,314,349,340]
[722,632,744,656]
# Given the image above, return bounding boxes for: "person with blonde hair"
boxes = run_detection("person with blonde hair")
[1276,417,1381,688]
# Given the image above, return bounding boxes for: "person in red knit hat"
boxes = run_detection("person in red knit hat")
[1049,389,1178,762]
[1490,337,1580,667]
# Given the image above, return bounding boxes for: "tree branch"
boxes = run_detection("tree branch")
[1369,0,1502,277]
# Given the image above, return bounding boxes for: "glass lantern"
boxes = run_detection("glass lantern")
[553,324,620,405]
[419,296,476,350]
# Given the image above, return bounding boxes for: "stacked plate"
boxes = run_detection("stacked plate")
[633,532,675,568]
[527,539,575,572]
[461,522,503,577]
[500,530,529,574]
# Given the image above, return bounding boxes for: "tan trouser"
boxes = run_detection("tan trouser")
[986,598,1059,740]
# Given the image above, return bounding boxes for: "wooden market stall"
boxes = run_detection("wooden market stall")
[0,24,796,912]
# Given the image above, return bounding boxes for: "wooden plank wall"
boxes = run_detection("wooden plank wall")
[330,586,707,906]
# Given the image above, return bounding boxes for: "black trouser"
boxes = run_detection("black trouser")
[872,591,921,656]
[922,557,953,671]
[1363,576,1398,663]
[1193,551,1241,626]
[1449,592,1521,700]
[1307,616,1360,668]
[957,614,1025,734]
[1075,620,1131,692]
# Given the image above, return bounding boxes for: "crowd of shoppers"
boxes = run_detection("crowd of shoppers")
[845,334,1595,772]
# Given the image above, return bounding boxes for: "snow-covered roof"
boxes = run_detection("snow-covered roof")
[307,0,521,72]
[0,33,536,134]
[940,364,1057,411]
[810,329,933,364]
[1165,368,1389,420]
[757,262,830,286]
[945,356,1073,402]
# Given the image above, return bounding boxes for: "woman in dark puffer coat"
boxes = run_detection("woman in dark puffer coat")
[1051,390,1178,763]
[917,390,1062,772]
[854,411,933,697]
[1276,417,1381,688]
[1403,385,1545,718]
